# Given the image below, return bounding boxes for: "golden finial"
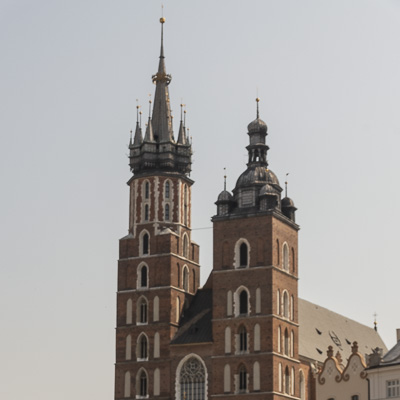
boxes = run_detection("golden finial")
[256,97,260,118]
[160,17,166,23]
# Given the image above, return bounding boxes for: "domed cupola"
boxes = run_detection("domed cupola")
[231,98,282,211]
[215,175,234,216]
[281,196,297,222]
[247,116,268,134]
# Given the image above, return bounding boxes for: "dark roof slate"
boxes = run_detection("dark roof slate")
[382,340,400,365]
[171,289,213,345]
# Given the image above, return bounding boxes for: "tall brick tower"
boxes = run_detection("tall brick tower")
[114,18,200,399]
[211,98,300,399]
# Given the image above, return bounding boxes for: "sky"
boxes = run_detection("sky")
[1,1,400,399]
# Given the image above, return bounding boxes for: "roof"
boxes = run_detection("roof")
[171,289,213,345]
[382,340,400,365]
[299,298,387,364]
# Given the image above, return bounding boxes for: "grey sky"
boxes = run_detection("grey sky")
[1,1,399,399]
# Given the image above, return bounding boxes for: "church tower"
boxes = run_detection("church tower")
[114,18,200,399]
[211,99,300,399]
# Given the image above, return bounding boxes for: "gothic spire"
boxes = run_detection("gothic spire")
[144,99,154,142]
[133,104,143,146]
[129,17,192,176]
[151,17,174,143]
[177,104,187,144]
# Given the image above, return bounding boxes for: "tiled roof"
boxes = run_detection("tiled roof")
[171,289,213,345]
[299,298,387,364]
[382,340,400,365]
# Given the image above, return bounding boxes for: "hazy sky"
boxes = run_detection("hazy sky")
[1,1,400,399]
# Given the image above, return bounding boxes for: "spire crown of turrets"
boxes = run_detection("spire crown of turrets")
[129,17,192,176]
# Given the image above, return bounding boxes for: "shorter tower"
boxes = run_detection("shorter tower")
[211,99,300,399]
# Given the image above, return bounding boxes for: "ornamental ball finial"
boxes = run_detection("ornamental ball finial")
[160,17,166,23]
[256,97,260,102]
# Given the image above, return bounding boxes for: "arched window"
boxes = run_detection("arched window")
[284,328,289,355]
[254,324,261,351]
[277,239,280,265]
[227,290,233,316]
[125,334,131,360]
[137,334,148,360]
[291,330,294,357]
[176,296,180,323]
[239,290,248,315]
[234,239,250,269]
[144,204,149,221]
[126,298,132,324]
[278,326,281,353]
[145,181,150,199]
[256,288,261,314]
[253,361,260,391]
[193,270,196,293]
[154,368,160,396]
[285,366,290,394]
[283,291,289,318]
[143,233,149,255]
[184,184,188,226]
[183,266,189,292]
[277,289,281,315]
[291,295,294,321]
[292,248,295,273]
[291,367,295,395]
[239,326,247,352]
[154,332,160,358]
[240,243,248,267]
[183,234,189,258]
[224,364,231,393]
[124,371,131,398]
[138,369,148,397]
[165,181,170,199]
[299,370,305,400]
[137,297,148,324]
[239,365,247,392]
[178,356,206,400]
[225,327,231,354]
[283,242,289,271]
[153,296,159,322]
[140,264,148,288]
[278,363,282,392]
[165,203,170,221]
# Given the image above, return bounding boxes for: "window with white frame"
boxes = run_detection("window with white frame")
[137,296,148,324]
[137,334,148,360]
[387,380,400,398]
[178,356,206,400]
[137,369,148,398]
